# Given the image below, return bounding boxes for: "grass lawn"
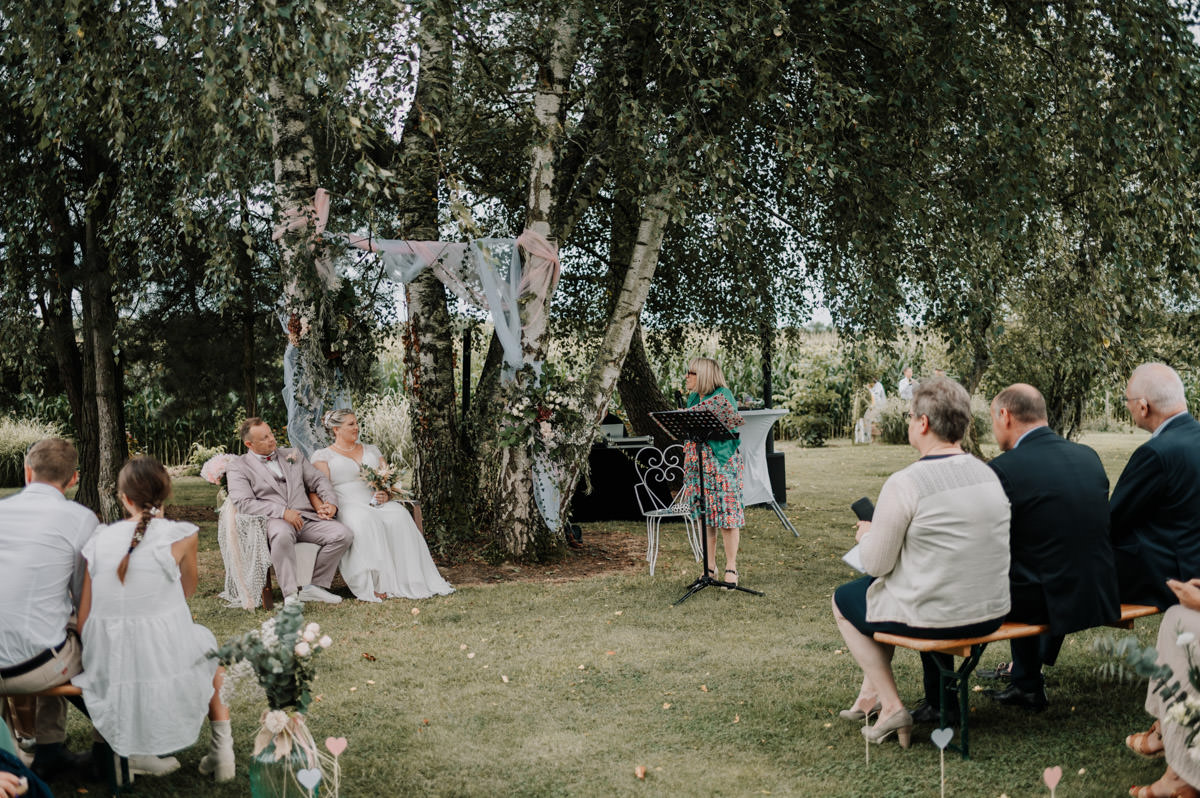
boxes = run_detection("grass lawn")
[29,430,1174,796]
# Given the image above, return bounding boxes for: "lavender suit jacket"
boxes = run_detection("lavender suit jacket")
[226,449,338,519]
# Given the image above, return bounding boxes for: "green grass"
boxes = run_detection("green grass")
[22,430,1173,796]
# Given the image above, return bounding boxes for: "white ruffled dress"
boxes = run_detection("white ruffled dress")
[75,518,218,756]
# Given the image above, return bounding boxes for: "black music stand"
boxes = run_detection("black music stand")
[650,408,764,605]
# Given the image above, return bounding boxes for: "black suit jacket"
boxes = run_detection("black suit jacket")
[1110,412,1200,608]
[988,426,1119,634]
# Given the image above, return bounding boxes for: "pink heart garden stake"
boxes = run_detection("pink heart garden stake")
[1044,765,1062,798]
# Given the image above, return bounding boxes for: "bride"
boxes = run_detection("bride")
[310,409,454,602]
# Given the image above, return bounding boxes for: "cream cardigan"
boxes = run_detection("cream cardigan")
[861,453,1011,628]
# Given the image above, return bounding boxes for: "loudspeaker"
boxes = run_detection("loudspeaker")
[766,452,787,505]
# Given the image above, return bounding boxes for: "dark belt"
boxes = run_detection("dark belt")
[0,637,69,679]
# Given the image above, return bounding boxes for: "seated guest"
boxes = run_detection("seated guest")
[226,417,353,603]
[0,438,96,780]
[75,457,235,781]
[1124,578,1200,798]
[833,377,1011,745]
[983,384,1119,711]
[1111,363,1200,609]
[310,410,453,601]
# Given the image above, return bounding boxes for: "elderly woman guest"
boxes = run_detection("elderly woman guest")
[680,357,745,585]
[1124,578,1200,798]
[832,377,1011,747]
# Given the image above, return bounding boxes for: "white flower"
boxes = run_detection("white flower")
[1168,702,1193,726]
[319,635,332,649]
[1180,632,1196,647]
[305,622,321,636]
[302,630,317,643]
[264,710,289,734]
[260,627,278,648]
[295,641,312,657]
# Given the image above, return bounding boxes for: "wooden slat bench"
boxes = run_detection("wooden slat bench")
[1,683,130,795]
[873,603,1161,759]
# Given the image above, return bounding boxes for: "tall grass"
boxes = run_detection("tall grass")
[0,416,64,487]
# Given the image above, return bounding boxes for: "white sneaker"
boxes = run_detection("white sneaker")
[297,584,343,604]
[128,754,181,776]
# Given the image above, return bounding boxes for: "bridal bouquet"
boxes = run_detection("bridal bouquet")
[359,460,408,506]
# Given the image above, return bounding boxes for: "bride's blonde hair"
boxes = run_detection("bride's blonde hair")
[322,408,355,432]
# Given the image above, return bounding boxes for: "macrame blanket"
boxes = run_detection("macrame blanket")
[217,499,273,609]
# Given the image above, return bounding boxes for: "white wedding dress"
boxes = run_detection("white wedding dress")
[311,444,454,600]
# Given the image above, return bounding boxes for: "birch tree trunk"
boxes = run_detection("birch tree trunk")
[484,0,581,557]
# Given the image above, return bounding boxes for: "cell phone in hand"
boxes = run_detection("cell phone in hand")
[851,497,874,522]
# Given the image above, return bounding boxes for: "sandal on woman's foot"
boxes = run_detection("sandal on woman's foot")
[1127,720,1166,759]
[724,569,738,588]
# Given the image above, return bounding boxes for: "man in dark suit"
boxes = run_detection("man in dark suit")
[982,384,1119,711]
[1110,363,1200,609]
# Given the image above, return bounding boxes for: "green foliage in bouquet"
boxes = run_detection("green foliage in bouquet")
[210,601,332,712]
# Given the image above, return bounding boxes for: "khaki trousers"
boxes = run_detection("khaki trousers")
[0,634,83,744]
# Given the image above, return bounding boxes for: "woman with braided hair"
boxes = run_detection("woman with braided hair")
[74,457,235,781]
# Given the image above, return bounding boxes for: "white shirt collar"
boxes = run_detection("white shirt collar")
[23,482,65,499]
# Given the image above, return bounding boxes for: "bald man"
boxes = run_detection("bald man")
[980,385,1119,711]
[1110,363,1200,609]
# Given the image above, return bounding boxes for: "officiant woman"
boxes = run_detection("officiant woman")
[680,357,745,586]
[831,377,1011,748]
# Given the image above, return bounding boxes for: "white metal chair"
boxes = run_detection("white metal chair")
[633,444,701,575]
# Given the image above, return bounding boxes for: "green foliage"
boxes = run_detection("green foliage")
[0,416,63,487]
[210,601,331,713]
[777,353,848,448]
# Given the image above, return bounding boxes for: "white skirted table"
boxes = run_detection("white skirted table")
[738,408,797,535]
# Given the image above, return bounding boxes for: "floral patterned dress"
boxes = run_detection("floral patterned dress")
[679,388,745,529]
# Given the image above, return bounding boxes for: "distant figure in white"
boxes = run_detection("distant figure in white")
[310,409,454,602]
[898,367,915,401]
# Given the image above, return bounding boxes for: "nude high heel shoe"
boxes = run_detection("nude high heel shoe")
[861,708,913,749]
[838,701,882,722]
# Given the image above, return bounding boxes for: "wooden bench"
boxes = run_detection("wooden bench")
[873,603,1162,759]
[1,683,130,795]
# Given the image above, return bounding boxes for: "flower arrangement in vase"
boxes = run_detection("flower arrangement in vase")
[211,601,346,797]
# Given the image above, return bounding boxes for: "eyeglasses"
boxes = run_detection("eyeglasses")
[686,370,697,376]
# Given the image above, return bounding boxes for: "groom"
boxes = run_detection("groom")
[226,418,353,603]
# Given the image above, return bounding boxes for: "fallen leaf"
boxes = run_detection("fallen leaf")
[700,685,708,692]
[606,651,616,656]
[468,652,476,659]
[423,718,430,725]
[823,723,831,728]
[361,653,376,661]
[733,714,740,723]
[662,702,672,709]
[460,644,468,650]
[634,765,647,780]
[1078,768,1086,775]
[349,687,357,692]
[501,675,509,683]
[411,608,420,615]
[366,679,376,685]
[614,611,623,616]
[578,664,585,670]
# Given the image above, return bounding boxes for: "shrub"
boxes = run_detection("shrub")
[0,416,65,487]
[357,392,413,466]
[778,352,847,448]
[876,398,912,445]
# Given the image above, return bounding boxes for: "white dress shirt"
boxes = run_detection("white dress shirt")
[259,452,285,480]
[0,482,99,666]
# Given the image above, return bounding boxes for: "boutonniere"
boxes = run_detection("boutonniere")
[285,453,298,465]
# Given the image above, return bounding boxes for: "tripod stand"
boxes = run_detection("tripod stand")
[650,408,765,605]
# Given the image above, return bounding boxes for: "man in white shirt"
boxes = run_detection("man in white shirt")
[0,438,96,779]
[898,367,915,401]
